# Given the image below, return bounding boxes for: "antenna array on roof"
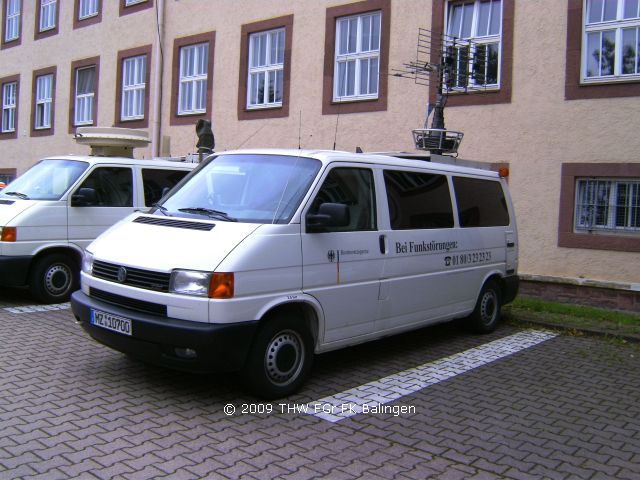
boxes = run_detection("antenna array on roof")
[392,28,495,155]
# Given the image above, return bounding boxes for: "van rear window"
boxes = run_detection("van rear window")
[453,177,509,227]
[384,170,454,229]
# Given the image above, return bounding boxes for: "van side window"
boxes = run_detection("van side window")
[384,170,453,229]
[309,167,376,231]
[453,176,509,227]
[141,168,189,206]
[76,167,133,207]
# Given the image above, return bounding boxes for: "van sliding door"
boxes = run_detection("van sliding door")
[377,170,461,331]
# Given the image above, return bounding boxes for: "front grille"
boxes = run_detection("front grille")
[93,260,171,292]
[133,216,215,231]
[90,287,167,316]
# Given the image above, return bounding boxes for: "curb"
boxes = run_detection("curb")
[505,317,640,344]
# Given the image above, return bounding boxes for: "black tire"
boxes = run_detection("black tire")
[241,314,313,399]
[29,253,78,304]
[467,279,502,333]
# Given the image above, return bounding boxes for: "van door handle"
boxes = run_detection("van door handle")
[507,241,515,248]
[379,235,387,254]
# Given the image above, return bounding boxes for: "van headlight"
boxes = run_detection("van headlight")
[170,270,212,297]
[170,270,234,298]
[82,250,94,275]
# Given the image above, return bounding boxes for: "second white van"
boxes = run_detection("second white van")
[0,128,196,303]
[71,149,518,398]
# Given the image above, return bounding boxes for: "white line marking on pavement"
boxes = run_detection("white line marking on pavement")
[3,302,70,314]
[306,330,558,423]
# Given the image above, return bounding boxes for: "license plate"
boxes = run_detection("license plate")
[90,309,132,336]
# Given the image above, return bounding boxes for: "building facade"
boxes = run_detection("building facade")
[1,0,639,308]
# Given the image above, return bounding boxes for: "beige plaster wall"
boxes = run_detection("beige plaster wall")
[1,0,639,285]
[443,0,640,284]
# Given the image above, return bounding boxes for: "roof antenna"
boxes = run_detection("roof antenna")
[332,109,340,150]
[298,110,302,149]
[391,28,471,156]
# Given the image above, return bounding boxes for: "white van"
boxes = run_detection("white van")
[71,149,519,398]
[0,128,196,303]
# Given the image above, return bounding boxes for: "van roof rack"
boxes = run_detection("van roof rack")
[373,151,494,171]
[74,127,149,158]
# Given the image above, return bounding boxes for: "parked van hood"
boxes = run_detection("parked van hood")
[88,214,261,272]
[0,199,37,226]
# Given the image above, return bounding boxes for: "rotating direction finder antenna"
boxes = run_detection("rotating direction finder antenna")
[392,28,495,155]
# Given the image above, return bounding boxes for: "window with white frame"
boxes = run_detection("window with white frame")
[444,0,502,89]
[333,11,381,101]
[74,66,95,125]
[39,0,57,32]
[4,0,20,42]
[121,55,146,120]
[78,0,98,19]
[575,178,640,233]
[35,74,53,129]
[178,43,208,115]
[583,0,640,80]
[247,28,284,108]
[1,82,17,133]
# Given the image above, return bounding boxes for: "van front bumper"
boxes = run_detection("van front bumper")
[70,290,259,373]
[0,255,32,286]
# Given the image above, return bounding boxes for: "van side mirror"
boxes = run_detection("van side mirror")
[71,187,97,207]
[306,203,350,232]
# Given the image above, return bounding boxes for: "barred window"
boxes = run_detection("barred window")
[575,178,640,232]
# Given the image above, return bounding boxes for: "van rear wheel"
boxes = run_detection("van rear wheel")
[241,314,313,399]
[468,280,502,333]
[29,253,78,304]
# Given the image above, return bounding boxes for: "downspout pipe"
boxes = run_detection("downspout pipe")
[151,0,165,157]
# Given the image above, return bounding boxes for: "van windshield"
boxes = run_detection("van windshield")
[0,159,89,201]
[159,154,321,224]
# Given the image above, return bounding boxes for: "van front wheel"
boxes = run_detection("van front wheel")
[241,315,313,399]
[29,254,78,304]
[468,280,502,333]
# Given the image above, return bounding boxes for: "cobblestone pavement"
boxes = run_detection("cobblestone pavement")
[1,289,639,479]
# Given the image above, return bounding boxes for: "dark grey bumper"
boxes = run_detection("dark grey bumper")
[0,255,32,287]
[70,290,259,373]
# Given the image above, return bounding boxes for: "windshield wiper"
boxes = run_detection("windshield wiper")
[4,191,29,200]
[178,207,237,222]
[151,203,170,216]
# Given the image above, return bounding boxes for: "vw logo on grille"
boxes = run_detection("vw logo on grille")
[117,266,128,283]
